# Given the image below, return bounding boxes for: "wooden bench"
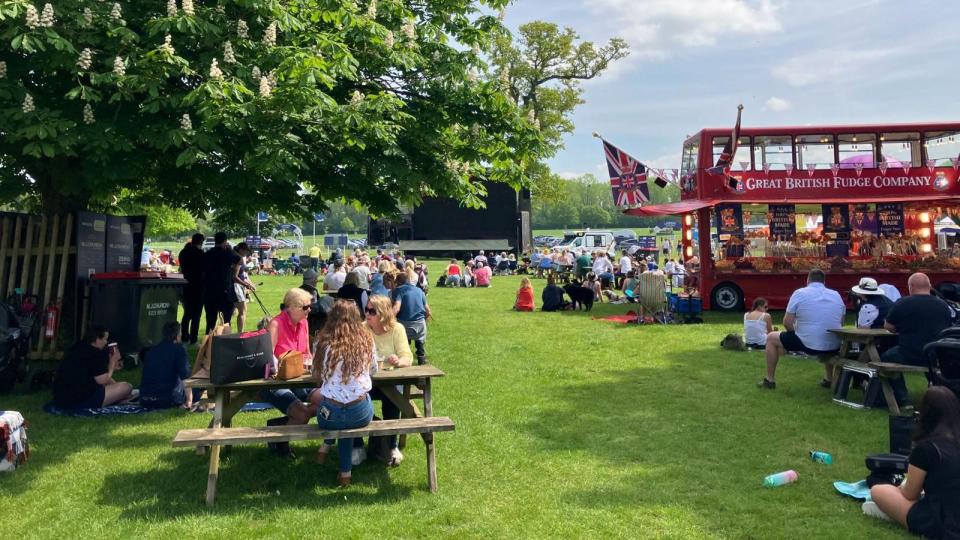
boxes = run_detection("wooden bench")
[174,417,455,505]
[868,361,930,416]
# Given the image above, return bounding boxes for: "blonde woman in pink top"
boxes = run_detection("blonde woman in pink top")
[260,288,320,459]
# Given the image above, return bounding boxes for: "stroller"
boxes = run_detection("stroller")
[0,293,38,394]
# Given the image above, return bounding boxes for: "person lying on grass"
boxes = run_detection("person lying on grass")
[53,324,133,409]
[865,386,960,538]
[314,300,377,487]
[139,321,192,409]
[514,277,535,312]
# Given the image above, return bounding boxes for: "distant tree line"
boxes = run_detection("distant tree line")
[532,174,680,230]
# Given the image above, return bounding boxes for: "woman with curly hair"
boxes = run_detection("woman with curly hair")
[314,300,377,487]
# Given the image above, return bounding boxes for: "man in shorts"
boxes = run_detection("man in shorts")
[760,269,845,389]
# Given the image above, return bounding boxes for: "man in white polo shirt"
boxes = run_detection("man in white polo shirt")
[760,269,845,389]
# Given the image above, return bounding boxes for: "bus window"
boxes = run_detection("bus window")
[681,139,699,176]
[880,132,921,167]
[796,135,834,170]
[753,136,793,170]
[838,133,877,168]
[923,130,960,167]
[712,136,752,169]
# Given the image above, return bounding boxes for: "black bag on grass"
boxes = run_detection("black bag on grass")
[210,330,272,384]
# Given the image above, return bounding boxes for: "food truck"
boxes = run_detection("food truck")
[628,121,960,310]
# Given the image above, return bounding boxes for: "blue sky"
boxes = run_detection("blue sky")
[502,0,960,179]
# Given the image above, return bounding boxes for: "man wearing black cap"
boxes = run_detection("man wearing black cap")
[178,233,205,344]
[202,232,241,332]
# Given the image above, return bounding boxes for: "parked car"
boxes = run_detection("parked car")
[202,238,216,251]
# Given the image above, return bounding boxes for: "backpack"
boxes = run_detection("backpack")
[720,333,746,351]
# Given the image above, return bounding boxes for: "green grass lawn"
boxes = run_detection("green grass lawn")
[0,261,917,538]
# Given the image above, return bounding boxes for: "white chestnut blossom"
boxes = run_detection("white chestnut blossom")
[466,68,478,83]
[263,21,277,47]
[25,5,40,29]
[401,19,415,41]
[83,103,95,124]
[471,43,480,56]
[527,109,536,122]
[22,94,35,114]
[237,19,248,39]
[367,0,377,17]
[384,30,394,49]
[161,34,175,55]
[498,9,506,21]
[166,0,177,17]
[0,61,6,79]
[83,7,93,26]
[110,3,122,21]
[77,48,93,70]
[350,90,364,105]
[251,66,261,80]
[208,58,222,78]
[181,0,194,17]
[180,114,192,131]
[113,56,126,77]
[258,77,271,97]
[39,3,54,27]
[223,41,236,63]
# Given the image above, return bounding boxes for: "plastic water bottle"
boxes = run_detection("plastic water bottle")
[763,470,798,487]
[810,451,833,465]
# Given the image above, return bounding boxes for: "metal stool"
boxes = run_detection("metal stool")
[833,364,883,409]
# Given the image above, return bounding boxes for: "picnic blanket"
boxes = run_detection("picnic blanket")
[834,479,871,501]
[43,402,159,417]
[595,311,638,324]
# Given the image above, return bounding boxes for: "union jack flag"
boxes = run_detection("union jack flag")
[706,104,743,178]
[603,140,650,207]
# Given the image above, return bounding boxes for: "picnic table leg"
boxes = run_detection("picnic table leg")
[399,384,411,450]
[206,389,226,506]
[422,378,437,492]
[879,374,902,416]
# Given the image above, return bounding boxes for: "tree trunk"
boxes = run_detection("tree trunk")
[32,157,93,216]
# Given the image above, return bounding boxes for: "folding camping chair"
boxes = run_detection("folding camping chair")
[923,338,960,399]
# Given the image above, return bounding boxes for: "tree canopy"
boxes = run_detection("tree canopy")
[491,20,628,202]
[0,0,544,222]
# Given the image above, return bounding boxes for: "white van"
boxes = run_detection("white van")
[553,230,617,256]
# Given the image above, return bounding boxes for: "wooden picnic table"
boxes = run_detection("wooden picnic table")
[183,364,445,505]
[826,328,926,415]
[828,327,897,366]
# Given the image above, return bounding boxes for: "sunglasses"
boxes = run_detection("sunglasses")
[299,305,312,311]
[364,308,378,315]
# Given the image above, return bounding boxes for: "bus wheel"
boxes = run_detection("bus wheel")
[711,282,744,312]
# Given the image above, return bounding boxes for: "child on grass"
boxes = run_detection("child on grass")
[514,277,535,312]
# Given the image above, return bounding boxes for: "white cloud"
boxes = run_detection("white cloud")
[771,47,900,86]
[763,96,791,111]
[588,0,783,59]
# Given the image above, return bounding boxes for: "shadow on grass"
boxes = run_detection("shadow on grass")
[2,427,173,496]
[98,445,416,518]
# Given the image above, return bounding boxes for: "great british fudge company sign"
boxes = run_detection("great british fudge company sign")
[715,170,957,200]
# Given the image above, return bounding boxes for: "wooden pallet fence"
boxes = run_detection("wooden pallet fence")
[0,212,76,360]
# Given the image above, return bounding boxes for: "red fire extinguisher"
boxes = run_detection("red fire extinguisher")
[45,302,59,339]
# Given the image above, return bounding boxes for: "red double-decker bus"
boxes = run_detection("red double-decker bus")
[630,121,960,310]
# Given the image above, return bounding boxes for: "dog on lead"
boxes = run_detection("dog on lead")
[564,281,595,311]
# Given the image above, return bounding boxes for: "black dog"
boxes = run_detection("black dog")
[564,281,595,311]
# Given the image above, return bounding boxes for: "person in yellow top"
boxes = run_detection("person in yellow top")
[309,244,322,271]
[363,295,412,466]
